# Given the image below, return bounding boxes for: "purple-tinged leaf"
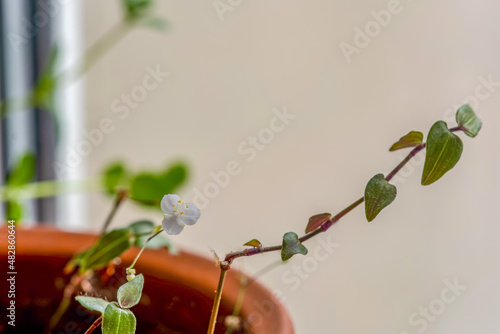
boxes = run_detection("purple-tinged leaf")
[389,131,423,151]
[305,213,332,233]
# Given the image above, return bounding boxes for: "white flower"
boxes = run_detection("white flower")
[161,194,201,235]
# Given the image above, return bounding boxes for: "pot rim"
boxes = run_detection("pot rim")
[1,226,294,334]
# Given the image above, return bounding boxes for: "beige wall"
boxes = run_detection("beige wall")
[81,0,500,333]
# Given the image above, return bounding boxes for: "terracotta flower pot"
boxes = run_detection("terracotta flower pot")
[0,227,294,334]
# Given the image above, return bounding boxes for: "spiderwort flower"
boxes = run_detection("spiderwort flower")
[161,194,201,235]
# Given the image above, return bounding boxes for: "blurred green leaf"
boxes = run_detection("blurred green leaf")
[117,274,144,309]
[103,162,129,194]
[6,201,23,222]
[305,213,332,233]
[128,220,177,253]
[76,296,109,314]
[129,220,155,236]
[7,152,36,187]
[122,0,154,20]
[281,232,308,261]
[130,163,188,206]
[102,302,136,334]
[243,239,262,248]
[364,174,397,222]
[389,131,423,151]
[422,121,463,186]
[80,228,132,273]
[456,104,482,138]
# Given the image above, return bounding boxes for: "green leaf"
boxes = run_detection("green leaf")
[389,131,424,151]
[76,296,109,314]
[305,213,332,233]
[122,0,153,20]
[103,162,129,194]
[128,220,177,253]
[117,274,144,309]
[7,152,36,187]
[6,201,23,221]
[281,232,308,261]
[364,174,397,222]
[130,163,188,206]
[243,239,262,248]
[102,302,136,334]
[129,220,155,240]
[80,229,132,273]
[421,121,463,185]
[456,104,482,138]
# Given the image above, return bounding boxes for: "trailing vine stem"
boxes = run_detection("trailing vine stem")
[223,143,427,264]
[206,126,465,334]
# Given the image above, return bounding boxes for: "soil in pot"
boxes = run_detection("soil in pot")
[0,254,248,334]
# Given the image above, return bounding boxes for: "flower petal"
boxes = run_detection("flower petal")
[162,215,185,235]
[178,203,201,226]
[161,194,181,214]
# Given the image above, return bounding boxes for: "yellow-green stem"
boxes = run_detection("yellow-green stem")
[207,263,230,334]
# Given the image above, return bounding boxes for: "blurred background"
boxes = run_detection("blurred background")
[1,0,500,333]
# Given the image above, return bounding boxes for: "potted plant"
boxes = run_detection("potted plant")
[0,1,486,333]
[1,104,483,333]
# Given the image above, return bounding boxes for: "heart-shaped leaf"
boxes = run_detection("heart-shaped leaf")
[243,239,262,248]
[456,104,482,138]
[281,232,308,261]
[102,302,136,334]
[79,228,132,273]
[118,274,144,309]
[305,213,332,233]
[421,121,463,185]
[389,131,423,151]
[76,296,109,314]
[364,174,397,222]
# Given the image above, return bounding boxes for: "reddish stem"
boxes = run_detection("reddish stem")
[84,316,103,334]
